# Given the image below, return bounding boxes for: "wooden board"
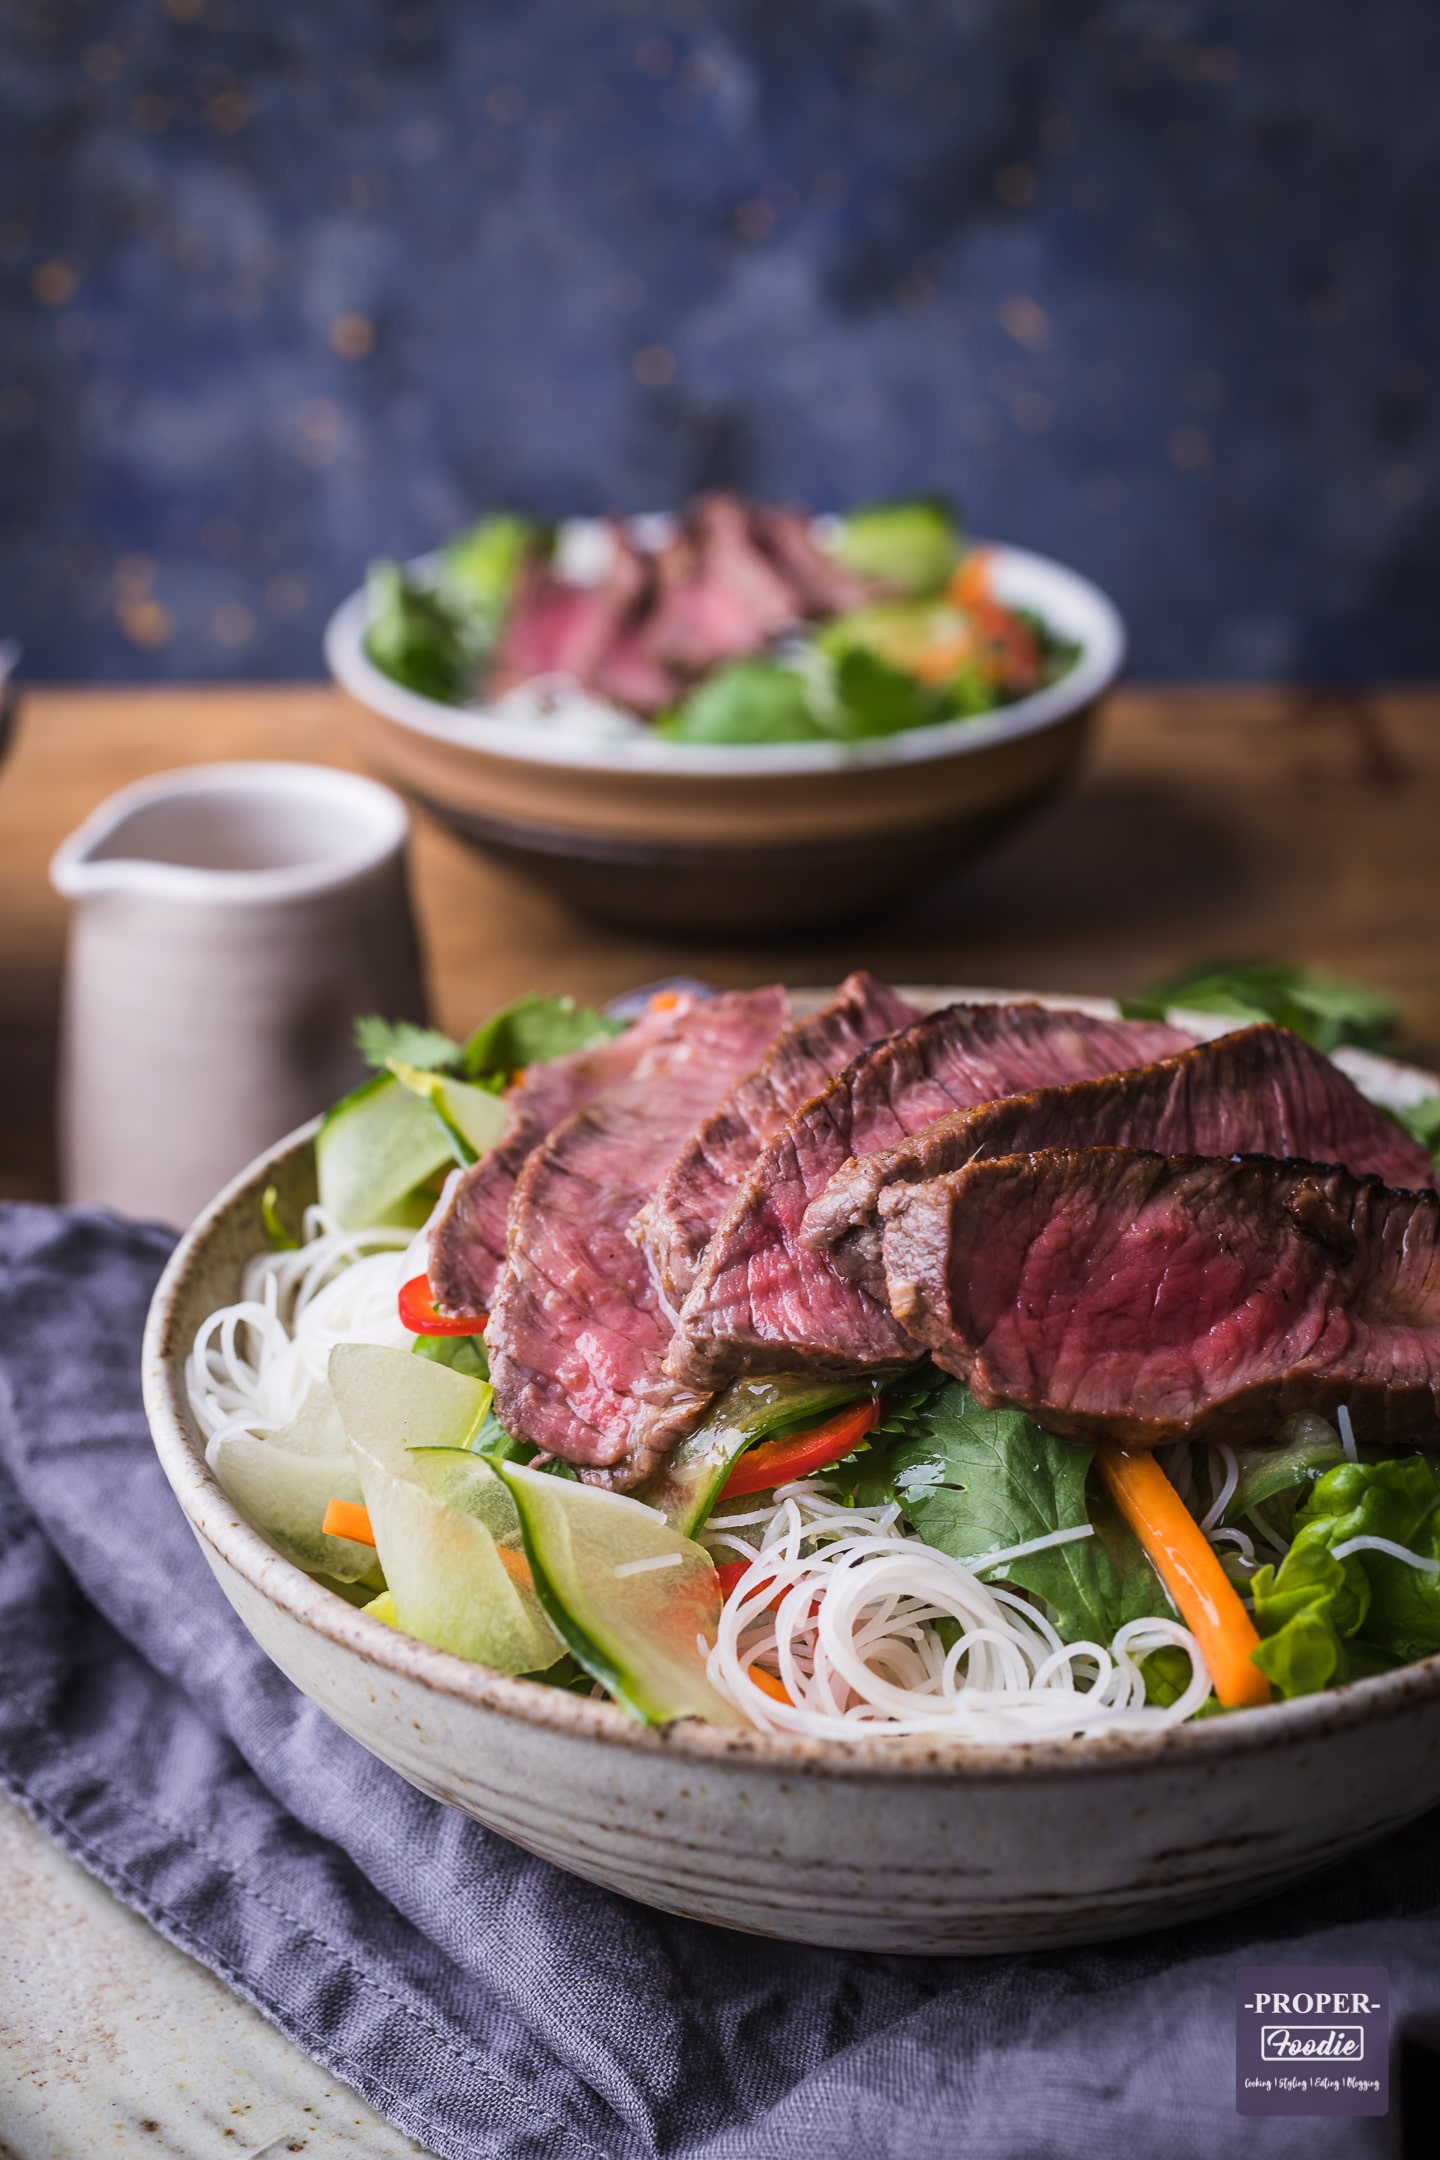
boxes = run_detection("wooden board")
[2,682,1437,1200]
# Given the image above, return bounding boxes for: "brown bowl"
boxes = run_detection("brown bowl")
[325,544,1124,937]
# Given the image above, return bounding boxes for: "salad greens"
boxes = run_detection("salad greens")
[1121,960,1401,1054]
[660,661,828,747]
[362,497,1079,744]
[319,995,620,1230]
[1251,1458,1440,1696]
[364,516,537,701]
[878,1381,1173,1647]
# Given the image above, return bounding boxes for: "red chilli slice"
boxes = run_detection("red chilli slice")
[717,1398,881,1500]
[398,1274,488,1337]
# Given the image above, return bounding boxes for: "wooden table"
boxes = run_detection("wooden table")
[3,683,1437,1201]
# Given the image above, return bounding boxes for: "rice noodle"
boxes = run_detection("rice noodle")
[1331,1535,1440,1573]
[705,1481,1211,1743]
[1198,1442,1240,1534]
[186,1207,412,1449]
[1338,1404,1359,1462]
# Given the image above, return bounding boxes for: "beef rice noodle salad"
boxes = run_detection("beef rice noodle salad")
[189,979,1440,1742]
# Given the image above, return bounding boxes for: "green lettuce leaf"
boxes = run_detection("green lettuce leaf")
[885,1381,1173,1646]
[461,994,623,1085]
[1251,1540,1370,1697]
[1120,960,1400,1053]
[1296,1457,1440,1665]
[661,661,828,746]
[364,561,471,705]
[828,649,952,738]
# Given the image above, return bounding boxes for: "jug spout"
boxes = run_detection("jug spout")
[49,761,411,905]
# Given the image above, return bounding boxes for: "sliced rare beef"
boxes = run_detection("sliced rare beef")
[881,1146,1440,1449]
[632,972,920,1305]
[748,505,879,616]
[666,1002,1193,1390]
[488,986,790,1486]
[487,527,674,708]
[643,496,800,679]
[802,1022,1436,1301]
[427,995,695,1317]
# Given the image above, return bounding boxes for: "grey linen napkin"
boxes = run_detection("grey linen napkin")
[0,1202,1434,2160]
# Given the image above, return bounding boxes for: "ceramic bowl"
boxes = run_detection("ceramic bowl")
[324,546,1124,937]
[142,990,1440,1955]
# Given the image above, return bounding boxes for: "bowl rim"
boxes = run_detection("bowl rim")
[142,986,1440,1786]
[323,541,1126,781]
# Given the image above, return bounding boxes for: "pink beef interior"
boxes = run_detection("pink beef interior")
[633,970,920,1305]
[487,986,790,1485]
[883,1147,1440,1448]
[667,1002,1194,1391]
[804,1021,1435,1301]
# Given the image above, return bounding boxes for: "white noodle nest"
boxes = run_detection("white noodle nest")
[705,1482,1212,1743]
[186,1207,413,1448]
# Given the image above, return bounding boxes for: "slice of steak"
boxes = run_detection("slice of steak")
[488,986,791,1486]
[667,1003,1193,1389]
[632,972,920,1305]
[487,525,651,700]
[643,495,800,678]
[881,1146,1440,1449]
[748,504,880,616]
[803,1022,1436,1301]
[428,996,694,1316]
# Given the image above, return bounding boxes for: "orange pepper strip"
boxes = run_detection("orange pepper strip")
[322,1498,376,1548]
[747,1663,792,1705]
[648,989,682,1011]
[1095,1444,1271,1709]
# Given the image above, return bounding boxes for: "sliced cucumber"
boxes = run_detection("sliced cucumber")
[206,1427,384,1587]
[635,1374,870,1535]
[387,1060,509,1164]
[329,1341,492,1454]
[330,1344,559,1671]
[496,1461,741,1725]
[316,1071,453,1229]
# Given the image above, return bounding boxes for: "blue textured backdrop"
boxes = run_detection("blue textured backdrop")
[2,0,1436,682]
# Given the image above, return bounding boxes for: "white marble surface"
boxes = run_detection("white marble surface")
[0,1795,431,2159]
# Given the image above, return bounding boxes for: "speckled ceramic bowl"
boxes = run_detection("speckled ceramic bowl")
[325,545,1123,938]
[142,990,1440,1954]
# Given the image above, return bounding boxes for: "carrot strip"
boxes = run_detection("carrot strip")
[747,1663,792,1705]
[1095,1444,1271,1709]
[322,1498,376,1548]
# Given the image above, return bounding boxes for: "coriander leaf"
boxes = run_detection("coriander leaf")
[461,994,624,1084]
[354,1015,464,1073]
[661,661,828,746]
[887,1381,1170,1644]
[1120,959,1399,1053]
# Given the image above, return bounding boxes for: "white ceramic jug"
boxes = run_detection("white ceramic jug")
[50,761,427,1226]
